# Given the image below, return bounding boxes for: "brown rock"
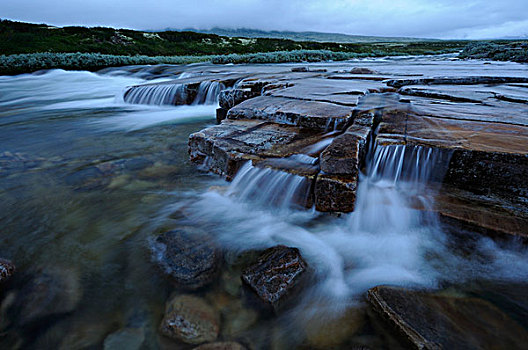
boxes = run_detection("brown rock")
[350,67,379,74]
[314,174,358,212]
[241,245,308,311]
[160,294,219,345]
[319,125,370,175]
[367,285,528,350]
[189,119,324,180]
[304,307,366,349]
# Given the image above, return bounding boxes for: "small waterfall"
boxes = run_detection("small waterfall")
[350,144,452,233]
[192,81,225,105]
[123,84,187,105]
[367,144,451,186]
[123,80,225,106]
[226,162,311,209]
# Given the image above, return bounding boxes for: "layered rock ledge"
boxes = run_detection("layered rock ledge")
[184,63,528,239]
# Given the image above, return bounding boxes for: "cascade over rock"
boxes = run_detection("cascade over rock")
[188,66,528,238]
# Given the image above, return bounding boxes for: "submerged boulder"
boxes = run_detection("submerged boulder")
[193,342,246,350]
[1,266,82,328]
[241,245,308,311]
[151,229,221,290]
[0,258,15,284]
[160,294,219,344]
[367,285,528,350]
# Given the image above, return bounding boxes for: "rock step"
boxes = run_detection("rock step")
[367,286,528,350]
[241,245,308,312]
[386,76,528,88]
[227,96,353,131]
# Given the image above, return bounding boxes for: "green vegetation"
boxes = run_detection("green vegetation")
[0,52,213,75]
[0,19,471,74]
[459,41,528,63]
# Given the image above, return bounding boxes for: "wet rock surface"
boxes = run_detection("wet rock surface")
[188,64,528,237]
[159,294,219,344]
[0,258,15,284]
[219,89,260,110]
[151,229,221,290]
[367,286,528,350]
[241,245,308,311]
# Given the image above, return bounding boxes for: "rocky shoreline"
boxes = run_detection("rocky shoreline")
[153,64,528,240]
[151,61,527,348]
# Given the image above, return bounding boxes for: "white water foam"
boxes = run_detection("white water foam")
[0,69,219,131]
[123,80,224,106]
[187,143,528,314]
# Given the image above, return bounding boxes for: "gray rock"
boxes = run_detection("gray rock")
[218,89,259,110]
[151,229,221,290]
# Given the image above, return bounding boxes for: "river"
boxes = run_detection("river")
[0,58,527,349]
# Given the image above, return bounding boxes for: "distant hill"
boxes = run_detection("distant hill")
[180,27,436,43]
[1,19,466,58]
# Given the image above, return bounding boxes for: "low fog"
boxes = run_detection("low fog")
[2,0,527,39]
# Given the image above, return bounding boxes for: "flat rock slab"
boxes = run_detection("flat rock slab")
[266,77,384,106]
[386,76,528,88]
[435,186,528,239]
[151,229,220,290]
[189,119,327,179]
[241,245,307,311]
[227,96,353,130]
[368,286,528,350]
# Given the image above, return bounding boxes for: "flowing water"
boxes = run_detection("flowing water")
[0,62,527,349]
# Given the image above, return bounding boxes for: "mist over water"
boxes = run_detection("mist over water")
[187,143,528,313]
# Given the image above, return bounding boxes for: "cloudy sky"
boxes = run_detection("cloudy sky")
[2,0,527,39]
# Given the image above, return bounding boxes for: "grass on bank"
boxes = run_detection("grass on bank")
[0,50,410,75]
[459,42,528,63]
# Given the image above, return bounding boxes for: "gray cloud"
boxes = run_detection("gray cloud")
[2,0,527,39]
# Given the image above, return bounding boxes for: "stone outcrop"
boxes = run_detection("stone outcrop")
[386,76,528,88]
[151,229,221,290]
[186,63,528,238]
[241,245,308,312]
[189,119,325,180]
[227,96,353,130]
[367,286,528,350]
[160,294,219,344]
[219,89,260,110]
